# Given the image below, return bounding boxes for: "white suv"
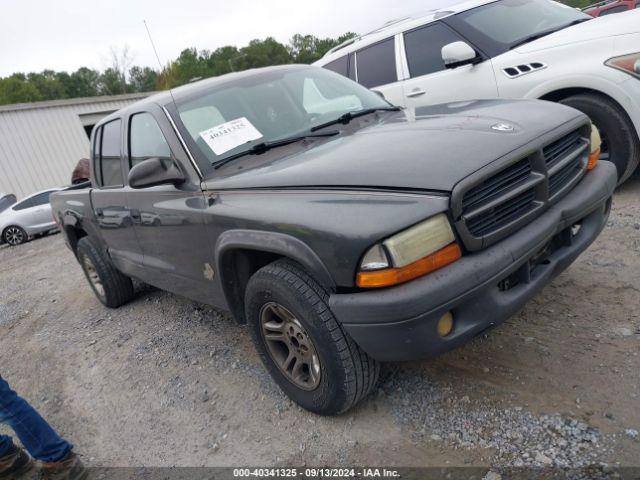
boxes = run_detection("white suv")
[314,0,640,183]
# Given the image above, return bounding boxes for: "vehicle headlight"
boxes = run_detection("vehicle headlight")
[605,52,640,79]
[588,124,601,171]
[357,213,461,288]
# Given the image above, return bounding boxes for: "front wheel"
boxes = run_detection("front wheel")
[76,237,134,308]
[559,93,639,184]
[245,259,380,415]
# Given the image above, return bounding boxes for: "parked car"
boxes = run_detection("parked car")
[0,188,61,246]
[0,193,16,214]
[51,65,616,414]
[314,0,640,184]
[584,0,638,17]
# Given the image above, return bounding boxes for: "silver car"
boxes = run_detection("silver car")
[0,188,62,246]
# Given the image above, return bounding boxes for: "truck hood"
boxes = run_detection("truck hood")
[515,9,640,53]
[202,99,584,193]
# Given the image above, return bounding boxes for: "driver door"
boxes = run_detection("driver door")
[397,22,498,108]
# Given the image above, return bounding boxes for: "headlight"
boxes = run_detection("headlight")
[588,124,601,171]
[357,213,461,288]
[605,52,640,79]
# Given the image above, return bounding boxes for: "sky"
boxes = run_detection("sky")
[0,0,460,77]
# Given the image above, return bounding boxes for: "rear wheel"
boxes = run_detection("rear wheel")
[3,226,27,246]
[77,237,134,308]
[559,93,639,184]
[245,259,380,415]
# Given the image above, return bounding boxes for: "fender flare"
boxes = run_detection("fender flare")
[215,230,336,321]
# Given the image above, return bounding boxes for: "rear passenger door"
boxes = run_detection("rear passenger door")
[397,22,498,108]
[353,37,405,106]
[90,118,143,274]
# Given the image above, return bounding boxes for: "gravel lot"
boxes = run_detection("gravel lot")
[0,177,638,474]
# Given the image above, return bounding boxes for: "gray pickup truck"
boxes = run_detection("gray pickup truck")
[51,65,616,414]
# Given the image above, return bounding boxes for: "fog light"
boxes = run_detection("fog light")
[437,312,454,337]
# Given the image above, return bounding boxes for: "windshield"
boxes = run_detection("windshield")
[445,0,591,57]
[173,67,390,165]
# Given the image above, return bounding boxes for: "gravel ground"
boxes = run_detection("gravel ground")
[0,177,638,474]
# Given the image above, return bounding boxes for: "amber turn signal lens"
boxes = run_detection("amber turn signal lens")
[588,147,600,171]
[356,243,462,289]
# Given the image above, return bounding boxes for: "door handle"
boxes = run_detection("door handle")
[95,208,104,218]
[407,89,427,98]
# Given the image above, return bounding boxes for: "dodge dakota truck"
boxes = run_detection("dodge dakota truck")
[51,65,616,414]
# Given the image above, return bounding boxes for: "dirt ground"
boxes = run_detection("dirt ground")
[0,177,638,472]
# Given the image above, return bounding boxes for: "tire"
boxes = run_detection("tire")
[3,226,27,246]
[76,237,134,308]
[245,259,380,415]
[559,93,640,184]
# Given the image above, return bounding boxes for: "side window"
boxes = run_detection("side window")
[98,120,124,187]
[30,191,55,207]
[404,23,465,78]
[323,56,349,77]
[129,113,172,168]
[600,5,628,14]
[12,198,34,211]
[356,38,397,89]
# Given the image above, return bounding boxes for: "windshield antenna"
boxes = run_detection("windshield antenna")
[143,20,178,107]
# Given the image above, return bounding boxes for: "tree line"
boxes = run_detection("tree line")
[0,33,355,106]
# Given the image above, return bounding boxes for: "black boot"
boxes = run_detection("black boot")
[0,445,34,479]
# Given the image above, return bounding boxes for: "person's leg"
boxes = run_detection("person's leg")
[0,376,72,462]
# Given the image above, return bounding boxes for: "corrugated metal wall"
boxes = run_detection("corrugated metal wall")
[0,95,148,199]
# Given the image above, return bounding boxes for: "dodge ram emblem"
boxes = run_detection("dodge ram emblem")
[492,122,515,132]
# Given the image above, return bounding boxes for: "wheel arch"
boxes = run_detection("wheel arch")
[215,230,336,323]
[64,224,88,256]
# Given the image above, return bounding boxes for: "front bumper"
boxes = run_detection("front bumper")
[329,161,617,362]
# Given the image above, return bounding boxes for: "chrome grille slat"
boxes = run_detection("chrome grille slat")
[455,127,589,250]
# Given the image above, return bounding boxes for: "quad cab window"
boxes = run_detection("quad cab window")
[95,120,124,188]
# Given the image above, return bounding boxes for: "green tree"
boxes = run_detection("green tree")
[0,74,42,105]
[238,37,293,70]
[68,67,100,98]
[99,67,127,95]
[129,66,158,92]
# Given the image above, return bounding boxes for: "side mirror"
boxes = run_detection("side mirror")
[128,157,185,189]
[442,41,480,69]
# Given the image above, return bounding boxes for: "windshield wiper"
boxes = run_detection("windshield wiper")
[213,130,340,170]
[508,19,590,50]
[310,106,401,132]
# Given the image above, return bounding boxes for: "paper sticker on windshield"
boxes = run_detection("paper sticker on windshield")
[199,117,263,156]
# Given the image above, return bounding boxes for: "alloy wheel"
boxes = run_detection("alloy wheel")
[5,227,24,246]
[260,302,321,391]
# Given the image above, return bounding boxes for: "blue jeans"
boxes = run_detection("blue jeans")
[0,376,72,462]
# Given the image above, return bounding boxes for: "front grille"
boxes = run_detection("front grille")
[543,131,583,169]
[453,126,590,251]
[466,188,537,237]
[462,158,531,211]
[549,154,583,197]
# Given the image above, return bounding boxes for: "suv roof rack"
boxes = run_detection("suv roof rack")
[324,11,440,57]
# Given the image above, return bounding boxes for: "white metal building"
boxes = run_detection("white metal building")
[0,93,150,199]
